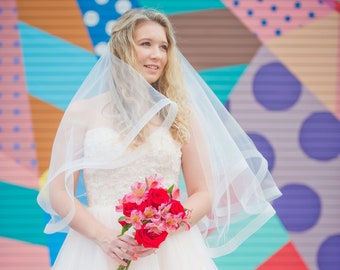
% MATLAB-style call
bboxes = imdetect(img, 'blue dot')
[0,144,2,150]
[0,42,3,47]
[247,10,253,16]
[261,19,267,26]
[13,24,18,30]
[253,62,302,111]
[12,8,17,13]
[258,0,263,2]
[13,40,20,47]
[233,1,239,6]
[30,142,36,150]
[0,8,2,14]
[13,74,20,81]
[273,184,321,232]
[275,29,281,36]
[318,0,323,4]
[299,112,340,161]
[309,12,315,18]
[15,159,21,164]
[0,126,2,132]
[295,2,301,8]
[285,15,291,22]
[271,5,277,11]
[0,25,3,31]
[13,143,20,150]
[13,57,20,64]
[0,109,2,114]
[13,126,20,132]
[13,108,20,115]
[247,133,275,172]
[317,235,340,270]
[13,92,20,98]
[0,92,2,98]
[31,159,37,167]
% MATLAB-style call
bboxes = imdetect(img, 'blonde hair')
[109,8,190,144]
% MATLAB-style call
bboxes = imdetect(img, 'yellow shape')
[39,169,49,190]
[265,12,339,113]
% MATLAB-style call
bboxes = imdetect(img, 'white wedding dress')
[52,127,218,269]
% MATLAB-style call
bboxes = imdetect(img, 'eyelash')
[140,42,168,51]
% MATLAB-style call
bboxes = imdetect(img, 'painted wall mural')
[0,0,339,269]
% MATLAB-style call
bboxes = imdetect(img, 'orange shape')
[257,242,309,270]
[17,0,93,52]
[29,95,63,176]
[265,12,339,114]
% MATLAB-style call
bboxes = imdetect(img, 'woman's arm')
[181,119,213,226]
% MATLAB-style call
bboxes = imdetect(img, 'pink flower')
[126,210,144,229]
[145,174,164,189]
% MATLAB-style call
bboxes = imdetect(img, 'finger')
[110,247,137,263]
[118,234,139,246]
[136,248,156,257]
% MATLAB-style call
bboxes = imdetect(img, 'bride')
[37,8,281,269]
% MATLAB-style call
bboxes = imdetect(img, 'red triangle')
[257,242,309,270]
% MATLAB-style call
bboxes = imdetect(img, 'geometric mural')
[1,0,339,269]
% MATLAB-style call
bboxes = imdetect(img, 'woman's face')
[133,21,168,84]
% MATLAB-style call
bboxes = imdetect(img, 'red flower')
[118,219,127,227]
[169,200,185,216]
[135,224,168,248]
[147,188,170,208]
[122,202,138,217]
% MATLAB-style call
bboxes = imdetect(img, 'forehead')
[134,21,168,42]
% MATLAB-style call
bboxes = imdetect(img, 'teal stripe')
[213,215,289,269]
[199,64,248,105]
[0,181,47,246]
[18,21,97,111]
[139,0,226,15]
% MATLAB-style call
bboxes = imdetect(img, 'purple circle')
[317,235,340,270]
[299,112,340,161]
[253,62,302,111]
[247,132,275,172]
[273,184,321,232]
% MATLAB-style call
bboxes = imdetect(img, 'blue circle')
[31,142,36,150]
[295,2,301,8]
[271,5,277,11]
[273,184,321,232]
[299,112,340,161]
[13,40,20,47]
[261,19,267,26]
[13,126,20,132]
[317,235,340,270]
[31,159,37,167]
[0,92,2,98]
[13,74,20,81]
[13,143,20,150]
[309,12,315,18]
[0,126,2,132]
[13,92,20,98]
[247,10,253,16]
[0,58,2,64]
[13,108,20,115]
[13,57,20,64]
[247,132,275,172]
[0,143,2,150]
[0,25,3,31]
[275,29,281,36]
[253,62,302,111]
[285,15,291,22]
[233,1,239,6]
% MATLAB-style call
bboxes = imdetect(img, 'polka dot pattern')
[77,0,140,56]
[222,0,333,41]
[0,0,38,184]
[317,235,340,270]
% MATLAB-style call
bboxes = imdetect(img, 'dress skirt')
[52,205,218,270]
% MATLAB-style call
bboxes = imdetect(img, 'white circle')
[94,42,108,56]
[115,0,132,15]
[105,20,117,36]
[83,10,99,27]
[95,0,109,4]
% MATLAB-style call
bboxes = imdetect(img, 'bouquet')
[115,174,191,270]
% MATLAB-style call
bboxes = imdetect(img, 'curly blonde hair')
[109,8,190,144]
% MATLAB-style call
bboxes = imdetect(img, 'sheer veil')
[37,44,281,258]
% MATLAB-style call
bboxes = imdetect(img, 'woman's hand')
[95,228,155,266]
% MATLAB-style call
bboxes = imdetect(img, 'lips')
[144,65,159,70]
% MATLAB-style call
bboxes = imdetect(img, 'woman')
[38,8,281,269]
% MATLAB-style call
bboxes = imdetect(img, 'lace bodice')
[83,128,182,206]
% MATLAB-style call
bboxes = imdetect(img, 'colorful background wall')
[0,0,339,269]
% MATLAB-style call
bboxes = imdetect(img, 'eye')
[141,41,151,46]
[160,44,168,51]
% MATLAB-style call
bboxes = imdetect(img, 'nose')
[150,46,162,59]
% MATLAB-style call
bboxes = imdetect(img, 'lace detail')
[83,128,182,206]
